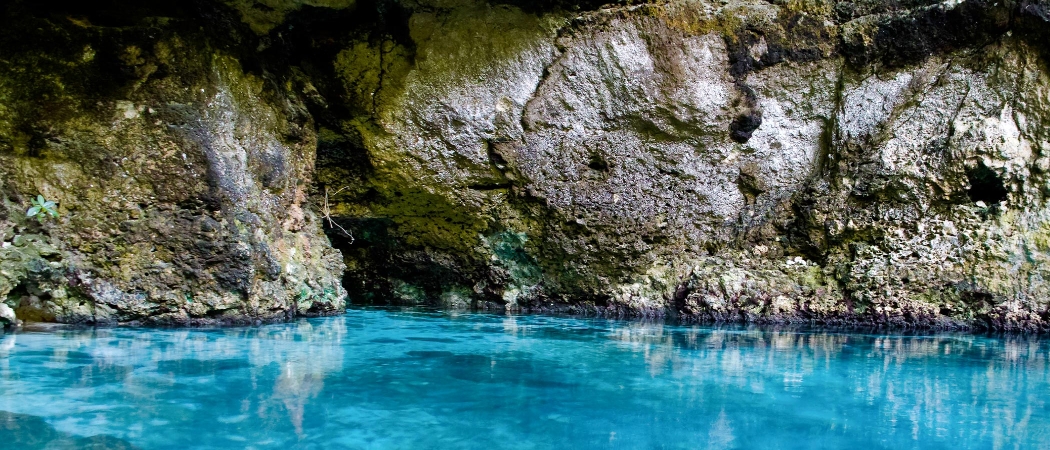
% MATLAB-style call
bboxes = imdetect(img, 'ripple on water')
[0,410,139,450]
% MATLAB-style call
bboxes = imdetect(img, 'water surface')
[1,309,1048,449]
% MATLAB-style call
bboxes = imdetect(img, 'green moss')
[1029,220,1050,251]
[334,40,413,115]
[645,2,745,39]
[220,0,358,34]
[404,6,560,89]
[392,280,427,304]
[780,0,835,18]
[370,184,488,252]
[439,287,473,309]
[490,231,540,282]
[798,264,826,290]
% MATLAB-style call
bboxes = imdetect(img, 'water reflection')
[0,319,350,448]
[247,320,346,439]
[0,410,138,449]
[0,311,1046,449]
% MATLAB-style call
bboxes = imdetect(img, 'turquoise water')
[1,309,1048,449]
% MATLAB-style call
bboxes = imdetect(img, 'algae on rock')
[2,0,1050,330]
[0,1,345,325]
[306,0,1050,331]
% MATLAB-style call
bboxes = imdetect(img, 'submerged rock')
[0,0,1048,330]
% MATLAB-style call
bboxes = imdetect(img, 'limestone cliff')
[0,1,346,325]
[1,0,1049,330]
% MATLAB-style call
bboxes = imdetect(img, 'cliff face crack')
[818,61,846,181]
[943,68,973,152]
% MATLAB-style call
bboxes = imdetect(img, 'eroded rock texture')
[1,0,1049,330]
[0,1,345,325]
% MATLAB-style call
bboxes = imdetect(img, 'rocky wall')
[2,0,1049,330]
[0,0,345,326]
[309,0,1050,331]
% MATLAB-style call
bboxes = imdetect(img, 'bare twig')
[320,186,354,244]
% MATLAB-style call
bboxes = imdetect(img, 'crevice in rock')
[586,153,610,172]
[261,0,417,127]
[493,0,630,14]
[470,138,516,191]
[468,182,514,191]
[9,281,55,323]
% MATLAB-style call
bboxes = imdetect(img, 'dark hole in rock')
[960,289,995,305]
[730,112,763,143]
[587,154,609,172]
[966,163,1008,204]
[325,217,459,307]
[736,165,766,204]
[11,279,64,323]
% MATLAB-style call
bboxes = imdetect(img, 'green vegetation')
[25,195,58,223]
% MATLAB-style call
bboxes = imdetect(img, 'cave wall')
[1,0,1049,330]
[0,0,345,325]
[312,0,1050,331]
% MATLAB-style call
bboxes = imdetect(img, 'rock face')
[1,0,1049,330]
[0,1,346,325]
[0,303,15,328]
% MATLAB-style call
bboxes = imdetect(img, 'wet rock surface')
[1,0,1049,330]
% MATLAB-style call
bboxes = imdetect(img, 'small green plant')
[26,195,59,223]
